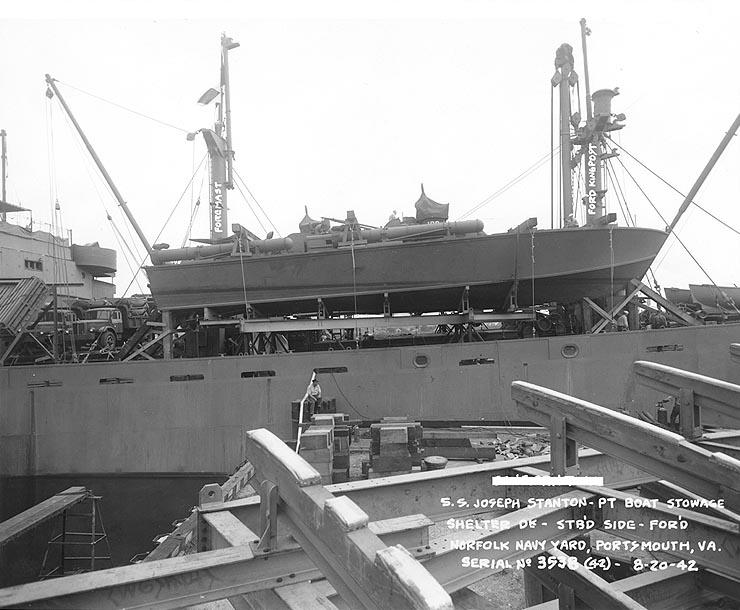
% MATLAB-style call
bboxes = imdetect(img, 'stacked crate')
[311,413,352,484]
[330,413,351,483]
[368,418,423,478]
[298,424,334,485]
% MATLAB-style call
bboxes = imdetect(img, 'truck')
[72,297,158,350]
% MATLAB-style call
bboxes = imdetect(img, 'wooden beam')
[122,329,177,361]
[525,567,720,610]
[629,280,700,326]
[203,511,258,550]
[245,428,453,610]
[0,486,87,546]
[633,360,740,429]
[583,297,616,328]
[526,548,647,609]
[511,381,740,512]
[591,287,642,334]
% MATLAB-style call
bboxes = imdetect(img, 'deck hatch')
[241,370,276,378]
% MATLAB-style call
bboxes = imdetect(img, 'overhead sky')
[1,0,739,298]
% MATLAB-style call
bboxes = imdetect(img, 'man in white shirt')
[306,377,322,418]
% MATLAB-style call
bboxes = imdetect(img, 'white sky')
[1,0,739,297]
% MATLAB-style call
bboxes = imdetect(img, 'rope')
[329,371,372,419]
[608,137,740,238]
[56,80,190,134]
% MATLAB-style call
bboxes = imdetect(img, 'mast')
[579,18,593,122]
[552,44,576,224]
[1,129,6,222]
[554,21,625,228]
[201,35,239,243]
[222,34,238,189]
[44,75,153,256]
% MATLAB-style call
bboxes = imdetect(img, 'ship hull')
[2,322,739,476]
[146,226,668,314]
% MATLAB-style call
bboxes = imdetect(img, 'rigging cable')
[233,168,281,237]
[604,162,632,227]
[45,99,73,358]
[231,173,269,235]
[574,163,583,226]
[604,159,635,226]
[550,85,554,229]
[607,137,740,238]
[350,228,359,339]
[530,230,536,328]
[614,155,723,290]
[121,154,208,297]
[55,99,145,293]
[604,159,659,291]
[56,80,191,134]
[457,148,559,221]
[181,167,207,247]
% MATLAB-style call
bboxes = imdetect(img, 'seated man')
[305,377,322,419]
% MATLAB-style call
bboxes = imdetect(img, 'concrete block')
[300,429,331,450]
[333,454,350,469]
[381,426,408,445]
[307,461,333,476]
[332,468,350,483]
[299,447,333,461]
[312,414,336,427]
[312,425,334,445]
[380,442,410,457]
[371,455,412,472]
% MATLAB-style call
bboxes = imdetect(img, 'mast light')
[197,88,219,105]
[223,37,240,51]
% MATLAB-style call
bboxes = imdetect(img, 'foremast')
[197,34,240,243]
